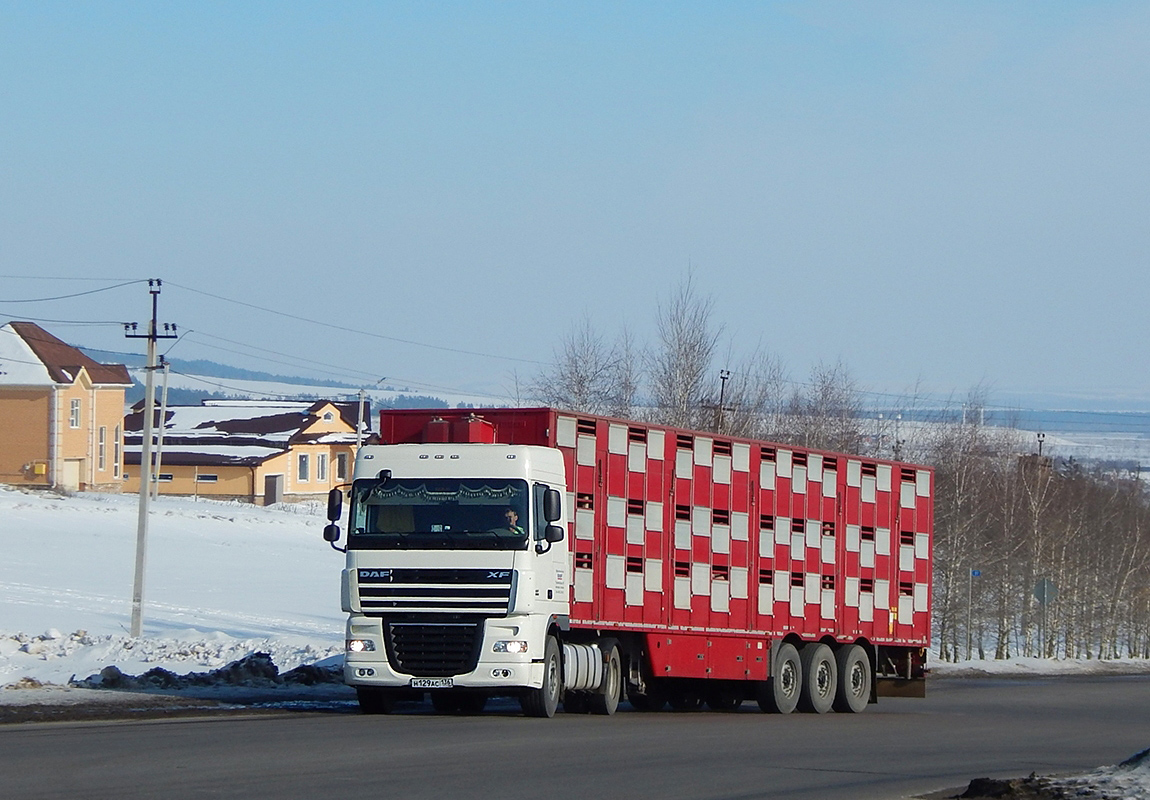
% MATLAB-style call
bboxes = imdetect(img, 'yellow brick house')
[0,321,133,491]
[122,399,367,503]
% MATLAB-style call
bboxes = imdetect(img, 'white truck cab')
[326,443,571,714]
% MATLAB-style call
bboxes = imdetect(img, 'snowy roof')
[123,398,364,466]
[0,322,131,387]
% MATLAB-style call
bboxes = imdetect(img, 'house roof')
[0,322,132,387]
[123,398,365,467]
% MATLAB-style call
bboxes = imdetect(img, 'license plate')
[410,677,454,689]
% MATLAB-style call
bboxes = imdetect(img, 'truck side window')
[533,483,551,541]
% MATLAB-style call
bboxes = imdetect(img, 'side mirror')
[543,488,562,523]
[327,488,343,522]
[545,524,564,543]
[323,523,341,542]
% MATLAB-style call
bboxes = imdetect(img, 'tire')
[757,642,800,714]
[627,682,667,712]
[356,687,395,715]
[798,643,837,714]
[589,641,622,716]
[520,635,561,718]
[833,644,871,713]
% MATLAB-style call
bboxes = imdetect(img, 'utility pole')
[124,280,177,638]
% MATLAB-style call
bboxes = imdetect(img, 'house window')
[196,474,218,483]
[157,474,173,482]
[298,453,310,482]
[336,452,349,481]
[113,425,121,478]
[323,411,334,422]
[98,427,107,471]
[69,399,81,429]
[317,453,328,483]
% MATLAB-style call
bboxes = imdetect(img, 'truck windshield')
[347,477,530,550]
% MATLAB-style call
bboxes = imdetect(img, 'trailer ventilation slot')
[860,526,876,541]
[823,457,838,471]
[714,440,733,456]
[821,575,835,590]
[628,427,647,443]
[900,468,916,482]
[575,552,593,569]
[627,498,644,516]
[791,573,805,588]
[576,492,594,510]
[900,529,915,545]
[821,521,836,537]
[626,557,644,574]
[793,452,808,467]
[791,518,805,534]
[577,419,597,435]
[759,515,775,531]
[712,565,730,581]
[760,446,777,462]
[758,569,773,585]
[861,462,878,477]
[860,578,875,593]
[675,504,691,521]
[899,582,914,596]
[674,561,691,577]
[385,621,483,677]
[676,434,694,450]
[713,509,731,525]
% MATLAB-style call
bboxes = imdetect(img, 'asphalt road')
[1,676,1147,800]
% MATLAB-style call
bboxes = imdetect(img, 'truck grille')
[357,568,513,616]
[385,621,483,677]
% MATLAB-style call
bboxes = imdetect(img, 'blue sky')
[2,2,1147,405]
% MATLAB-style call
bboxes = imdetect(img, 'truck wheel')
[798,643,837,714]
[756,642,800,714]
[589,641,622,716]
[520,636,561,718]
[833,644,871,713]
[356,687,395,715]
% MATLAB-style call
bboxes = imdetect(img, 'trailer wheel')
[627,681,667,711]
[356,687,395,715]
[668,691,704,711]
[757,642,800,714]
[798,643,837,714]
[833,645,871,713]
[589,641,622,716]
[521,635,561,718]
[705,688,743,712]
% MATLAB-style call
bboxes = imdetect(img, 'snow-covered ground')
[2,485,1148,797]
[0,485,346,689]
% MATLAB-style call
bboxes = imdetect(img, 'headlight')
[493,640,529,654]
[347,639,376,652]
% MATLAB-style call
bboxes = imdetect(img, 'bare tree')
[648,275,722,429]
[785,360,864,453]
[530,317,643,417]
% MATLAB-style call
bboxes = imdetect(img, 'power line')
[0,279,145,303]
[165,281,547,366]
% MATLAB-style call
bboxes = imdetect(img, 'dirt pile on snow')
[953,748,1150,799]
[71,652,343,691]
